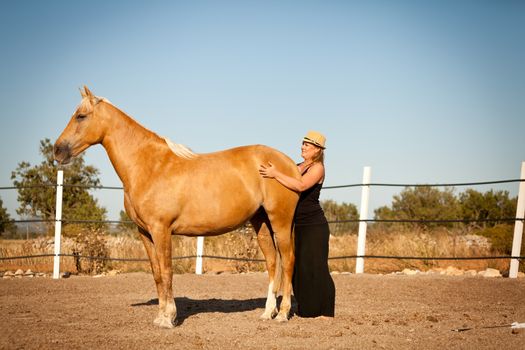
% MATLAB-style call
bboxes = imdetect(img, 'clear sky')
[0,0,524,220]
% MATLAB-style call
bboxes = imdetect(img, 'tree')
[321,200,359,235]
[11,138,107,236]
[459,189,516,229]
[374,186,460,229]
[0,196,15,235]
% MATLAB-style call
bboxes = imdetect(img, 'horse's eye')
[76,114,87,121]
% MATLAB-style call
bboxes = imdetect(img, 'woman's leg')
[293,223,334,317]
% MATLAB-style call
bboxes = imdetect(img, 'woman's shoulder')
[311,161,325,171]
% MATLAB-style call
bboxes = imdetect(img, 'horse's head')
[54,86,108,165]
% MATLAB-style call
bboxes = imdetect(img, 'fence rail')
[1,163,524,277]
[2,178,524,191]
[323,178,525,189]
[1,253,523,263]
[3,217,524,225]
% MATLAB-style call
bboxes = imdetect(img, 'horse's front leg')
[149,225,176,328]
[138,227,170,327]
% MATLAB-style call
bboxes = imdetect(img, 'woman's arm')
[259,161,324,192]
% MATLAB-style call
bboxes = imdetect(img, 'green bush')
[476,224,524,255]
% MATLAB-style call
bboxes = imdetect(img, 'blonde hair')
[312,147,325,164]
[163,137,197,159]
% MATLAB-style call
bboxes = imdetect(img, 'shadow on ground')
[132,296,277,325]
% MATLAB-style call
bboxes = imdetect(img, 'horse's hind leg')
[266,214,295,322]
[251,211,278,320]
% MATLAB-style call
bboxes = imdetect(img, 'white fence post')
[509,161,525,278]
[53,170,64,279]
[195,236,204,275]
[356,166,371,274]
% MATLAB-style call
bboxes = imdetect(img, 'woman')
[259,131,335,318]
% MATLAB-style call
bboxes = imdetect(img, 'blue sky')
[0,0,524,220]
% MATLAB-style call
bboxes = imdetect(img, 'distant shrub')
[475,224,522,255]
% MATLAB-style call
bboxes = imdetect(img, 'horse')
[54,86,300,328]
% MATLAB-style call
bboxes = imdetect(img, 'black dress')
[292,169,336,317]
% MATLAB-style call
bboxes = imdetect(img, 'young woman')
[259,131,335,318]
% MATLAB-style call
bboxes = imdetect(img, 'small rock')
[24,269,35,276]
[465,270,478,277]
[480,268,501,278]
[444,266,464,276]
[61,271,71,279]
[427,316,439,323]
[15,269,24,278]
[3,271,15,278]
[402,268,419,276]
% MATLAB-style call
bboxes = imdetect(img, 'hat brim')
[303,137,326,149]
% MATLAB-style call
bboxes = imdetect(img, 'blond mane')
[163,137,197,159]
[79,95,197,160]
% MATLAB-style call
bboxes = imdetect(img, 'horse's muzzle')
[53,142,72,165]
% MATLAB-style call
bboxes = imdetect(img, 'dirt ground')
[1,272,524,350]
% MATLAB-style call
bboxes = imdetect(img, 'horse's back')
[180,144,299,186]
[213,144,300,199]
[218,144,301,219]
[166,144,299,235]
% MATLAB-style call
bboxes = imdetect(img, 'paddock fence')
[1,162,524,278]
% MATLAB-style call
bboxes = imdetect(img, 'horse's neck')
[100,104,162,188]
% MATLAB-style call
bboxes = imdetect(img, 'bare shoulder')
[311,162,325,183]
[311,162,325,172]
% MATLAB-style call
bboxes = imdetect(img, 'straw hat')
[303,130,326,149]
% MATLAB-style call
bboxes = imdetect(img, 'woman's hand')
[259,162,277,178]
[259,160,324,192]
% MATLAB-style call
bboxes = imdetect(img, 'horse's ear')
[79,85,94,99]
[83,85,94,97]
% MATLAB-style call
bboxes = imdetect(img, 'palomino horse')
[54,86,300,328]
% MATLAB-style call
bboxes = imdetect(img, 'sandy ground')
[1,272,525,350]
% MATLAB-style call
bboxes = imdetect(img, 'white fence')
[50,162,525,279]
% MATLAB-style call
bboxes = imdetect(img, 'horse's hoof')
[275,313,289,323]
[259,309,277,320]
[259,313,271,320]
[154,316,175,329]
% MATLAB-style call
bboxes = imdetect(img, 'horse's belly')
[171,202,257,236]
[171,216,249,236]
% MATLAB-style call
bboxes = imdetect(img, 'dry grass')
[328,227,508,274]
[0,226,513,275]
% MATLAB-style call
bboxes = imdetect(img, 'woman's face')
[301,141,320,161]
